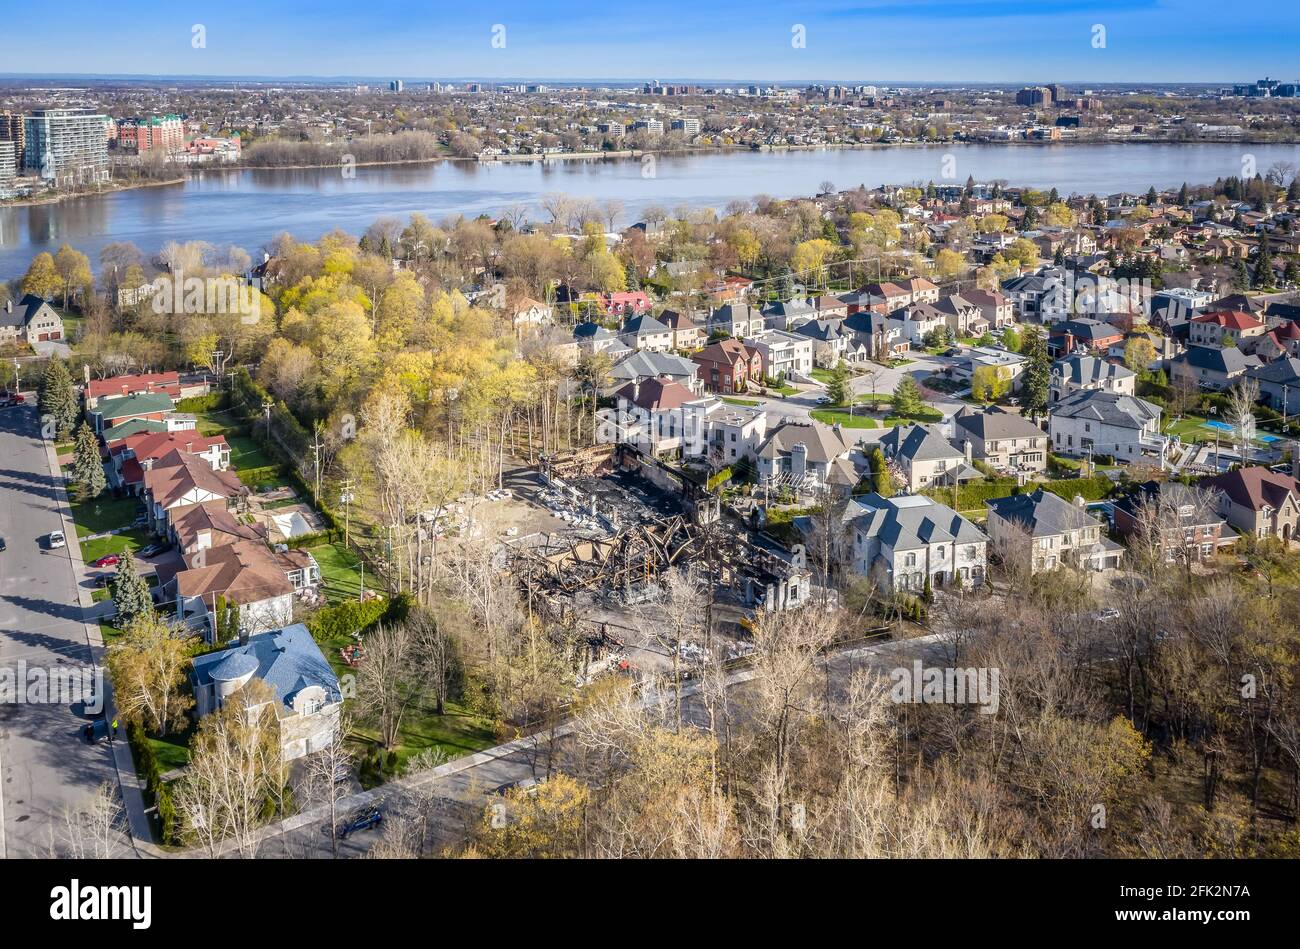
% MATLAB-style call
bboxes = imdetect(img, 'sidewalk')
[43,425,160,858]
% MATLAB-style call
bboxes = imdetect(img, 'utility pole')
[310,424,325,503]
[261,399,273,440]
[340,479,355,547]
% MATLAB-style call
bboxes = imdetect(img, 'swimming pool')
[1201,419,1280,443]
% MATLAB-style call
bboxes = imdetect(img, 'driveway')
[0,403,119,858]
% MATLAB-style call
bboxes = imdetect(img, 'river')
[2,142,1298,279]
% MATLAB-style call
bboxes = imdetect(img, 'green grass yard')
[309,542,364,602]
[811,408,878,429]
[722,396,761,407]
[67,495,139,537]
[79,528,149,564]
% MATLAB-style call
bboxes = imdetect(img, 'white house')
[849,493,988,593]
[1049,389,1163,462]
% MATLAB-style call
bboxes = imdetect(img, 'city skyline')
[3,0,1298,84]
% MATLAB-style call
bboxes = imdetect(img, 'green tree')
[826,361,851,406]
[1253,242,1273,289]
[1020,326,1051,420]
[109,550,153,624]
[891,375,925,418]
[72,422,106,500]
[40,358,79,439]
[869,445,894,497]
[1002,326,1022,353]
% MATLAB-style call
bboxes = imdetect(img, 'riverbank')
[1,175,186,209]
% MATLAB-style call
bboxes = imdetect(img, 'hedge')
[925,474,1116,511]
[128,723,179,845]
[175,392,229,413]
[306,598,388,642]
[237,464,288,486]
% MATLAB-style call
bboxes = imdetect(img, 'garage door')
[37,333,49,341]
[51,332,61,340]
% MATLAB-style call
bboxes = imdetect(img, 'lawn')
[722,396,762,407]
[350,701,498,783]
[809,368,836,384]
[79,527,149,564]
[225,433,274,471]
[309,542,363,602]
[761,382,799,397]
[67,495,139,537]
[147,729,192,773]
[811,408,877,429]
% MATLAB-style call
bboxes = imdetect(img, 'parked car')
[0,391,24,407]
[47,530,66,549]
[82,719,109,743]
[0,537,6,552]
[336,807,383,839]
[137,543,168,558]
[91,554,121,568]
[492,777,541,796]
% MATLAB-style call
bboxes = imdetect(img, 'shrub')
[306,598,389,642]
[175,392,229,413]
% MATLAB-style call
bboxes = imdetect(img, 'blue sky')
[4,1,1297,83]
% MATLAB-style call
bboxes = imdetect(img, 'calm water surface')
[3,142,1298,279]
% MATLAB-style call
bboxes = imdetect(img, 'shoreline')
[1,175,186,209]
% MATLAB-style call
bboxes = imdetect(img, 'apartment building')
[23,108,111,185]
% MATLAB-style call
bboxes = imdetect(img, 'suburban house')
[842,309,909,358]
[167,540,320,640]
[1170,345,1256,392]
[620,313,674,352]
[747,330,815,382]
[878,422,977,491]
[762,298,817,330]
[985,488,1123,573]
[951,406,1048,475]
[932,294,987,337]
[0,295,64,345]
[1188,310,1265,348]
[106,429,231,494]
[191,623,342,760]
[858,281,914,311]
[84,371,182,410]
[169,500,268,555]
[1246,358,1300,412]
[573,322,629,356]
[1047,318,1125,358]
[960,288,1016,329]
[683,402,768,467]
[898,277,941,305]
[1049,390,1163,462]
[1251,320,1300,362]
[141,449,246,535]
[755,419,857,491]
[88,391,177,435]
[792,318,852,368]
[600,291,653,317]
[609,350,701,393]
[658,309,706,350]
[706,303,765,339]
[894,302,950,346]
[950,347,1026,390]
[692,338,764,394]
[1050,354,1136,403]
[510,296,554,331]
[608,376,704,455]
[101,414,195,443]
[1202,466,1300,543]
[848,493,987,593]
[1112,481,1237,562]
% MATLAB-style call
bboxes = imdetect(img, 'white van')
[48,530,66,549]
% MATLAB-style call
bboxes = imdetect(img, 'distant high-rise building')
[0,141,17,187]
[671,117,701,135]
[0,111,24,163]
[23,108,111,185]
[1015,86,1053,107]
[389,79,404,92]
[116,114,184,154]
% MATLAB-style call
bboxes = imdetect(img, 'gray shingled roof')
[880,422,965,464]
[192,622,342,710]
[985,487,1097,538]
[1050,389,1161,429]
[953,406,1044,441]
[850,493,987,552]
[1053,354,1136,386]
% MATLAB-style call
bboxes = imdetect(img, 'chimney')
[963,439,973,463]
[1073,494,1086,509]
[3,300,10,314]
[791,442,808,477]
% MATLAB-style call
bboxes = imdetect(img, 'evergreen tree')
[1289,177,1300,202]
[1285,256,1300,286]
[826,361,851,406]
[71,422,105,500]
[869,445,894,497]
[1020,327,1051,420]
[1233,259,1251,293]
[891,375,925,418]
[1178,182,1190,205]
[109,551,153,624]
[40,358,78,439]
[1253,242,1273,289]
[1145,186,1159,206]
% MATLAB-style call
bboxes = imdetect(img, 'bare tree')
[1228,376,1260,463]
[302,710,357,858]
[58,783,125,859]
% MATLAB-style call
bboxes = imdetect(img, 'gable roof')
[170,500,267,550]
[174,539,295,604]
[1191,309,1263,331]
[986,487,1097,538]
[622,313,670,337]
[953,406,1045,441]
[1050,389,1161,429]
[850,492,986,552]
[614,375,698,411]
[1203,466,1300,513]
[1053,353,1136,386]
[0,294,57,330]
[144,450,245,509]
[1175,345,1254,374]
[94,391,176,422]
[610,350,698,382]
[108,429,227,464]
[880,422,965,464]
[86,372,181,403]
[757,419,849,464]
[693,338,756,367]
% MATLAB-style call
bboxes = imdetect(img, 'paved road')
[0,403,118,858]
[255,630,955,859]
[742,352,967,446]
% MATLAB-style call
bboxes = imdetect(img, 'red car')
[91,554,121,568]
[0,392,24,407]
